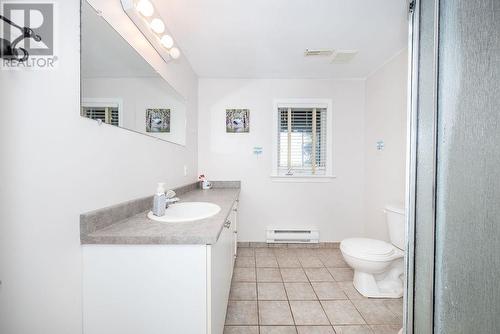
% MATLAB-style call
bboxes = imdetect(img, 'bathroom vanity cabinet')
[82,198,239,334]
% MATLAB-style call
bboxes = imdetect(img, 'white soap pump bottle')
[152,182,166,217]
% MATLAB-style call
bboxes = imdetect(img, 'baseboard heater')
[266,228,319,244]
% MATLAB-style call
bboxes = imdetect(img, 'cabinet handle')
[224,220,231,228]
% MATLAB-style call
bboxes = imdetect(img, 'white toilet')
[340,205,405,298]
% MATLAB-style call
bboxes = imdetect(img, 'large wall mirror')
[80,1,187,146]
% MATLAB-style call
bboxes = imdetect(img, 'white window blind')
[81,106,120,126]
[277,107,327,176]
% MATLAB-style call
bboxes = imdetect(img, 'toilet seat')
[341,238,402,261]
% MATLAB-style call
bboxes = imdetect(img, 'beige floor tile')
[258,301,294,325]
[333,325,373,334]
[351,300,401,325]
[233,267,257,282]
[230,282,257,300]
[277,256,302,268]
[256,256,279,268]
[235,256,256,268]
[258,282,288,300]
[318,253,349,268]
[289,301,330,325]
[274,248,298,257]
[260,326,298,334]
[224,326,259,334]
[296,326,336,334]
[304,268,334,282]
[281,268,309,282]
[284,282,318,300]
[327,268,354,281]
[257,268,283,282]
[294,248,317,257]
[255,248,275,256]
[324,258,349,268]
[311,282,348,300]
[237,248,255,257]
[298,256,325,268]
[370,325,402,334]
[318,248,342,256]
[337,282,365,300]
[321,300,366,325]
[382,299,403,317]
[227,247,401,333]
[225,301,258,325]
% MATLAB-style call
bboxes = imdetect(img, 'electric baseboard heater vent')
[266,228,319,244]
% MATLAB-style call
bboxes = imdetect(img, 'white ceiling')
[154,0,408,79]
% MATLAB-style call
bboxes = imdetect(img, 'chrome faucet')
[165,189,179,208]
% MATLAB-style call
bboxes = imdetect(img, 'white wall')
[364,49,408,240]
[198,79,366,242]
[82,77,187,145]
[0,1,198,334]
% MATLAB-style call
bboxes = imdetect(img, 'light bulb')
[150,18,165,34]
[136,0,154,17]
[169,47,180,59]
[160,35,174,49]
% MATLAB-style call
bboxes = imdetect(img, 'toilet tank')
[385,205,406,250]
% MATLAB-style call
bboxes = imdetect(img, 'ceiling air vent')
[331,50,358,64]
[304,49,334,57]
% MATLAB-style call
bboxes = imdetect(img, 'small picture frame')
[146,108,170,133]
[226,109,250,133]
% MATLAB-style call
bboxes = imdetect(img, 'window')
[273,99,333,179]
[81,106,120,126]
[80,99,123,127]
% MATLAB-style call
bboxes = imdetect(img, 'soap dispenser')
[152,183,166,217]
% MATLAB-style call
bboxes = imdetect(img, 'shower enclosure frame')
[405,0,440,332]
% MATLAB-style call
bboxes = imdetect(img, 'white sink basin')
[147,202,221,223]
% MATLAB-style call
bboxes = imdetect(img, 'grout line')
[254,252,260,334]
[280,260,297,330]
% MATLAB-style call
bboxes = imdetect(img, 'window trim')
[271,98,334,181]
[81,98,124,127]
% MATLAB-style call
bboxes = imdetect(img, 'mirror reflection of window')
[81,107,119,126]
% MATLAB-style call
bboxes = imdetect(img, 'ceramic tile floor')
[225,247,403,334]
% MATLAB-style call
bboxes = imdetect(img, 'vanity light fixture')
[136,0,154,17]
[169,47,180,60]
[160,35,174,49]
[121,0,181,62]
[150,18,165,34]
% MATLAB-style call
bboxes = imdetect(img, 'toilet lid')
[341,238,395,259]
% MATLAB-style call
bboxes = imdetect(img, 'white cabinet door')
[209,218,235,334]
[83,245,208,334]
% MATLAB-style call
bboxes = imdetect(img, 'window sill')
[270,174,337,183]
